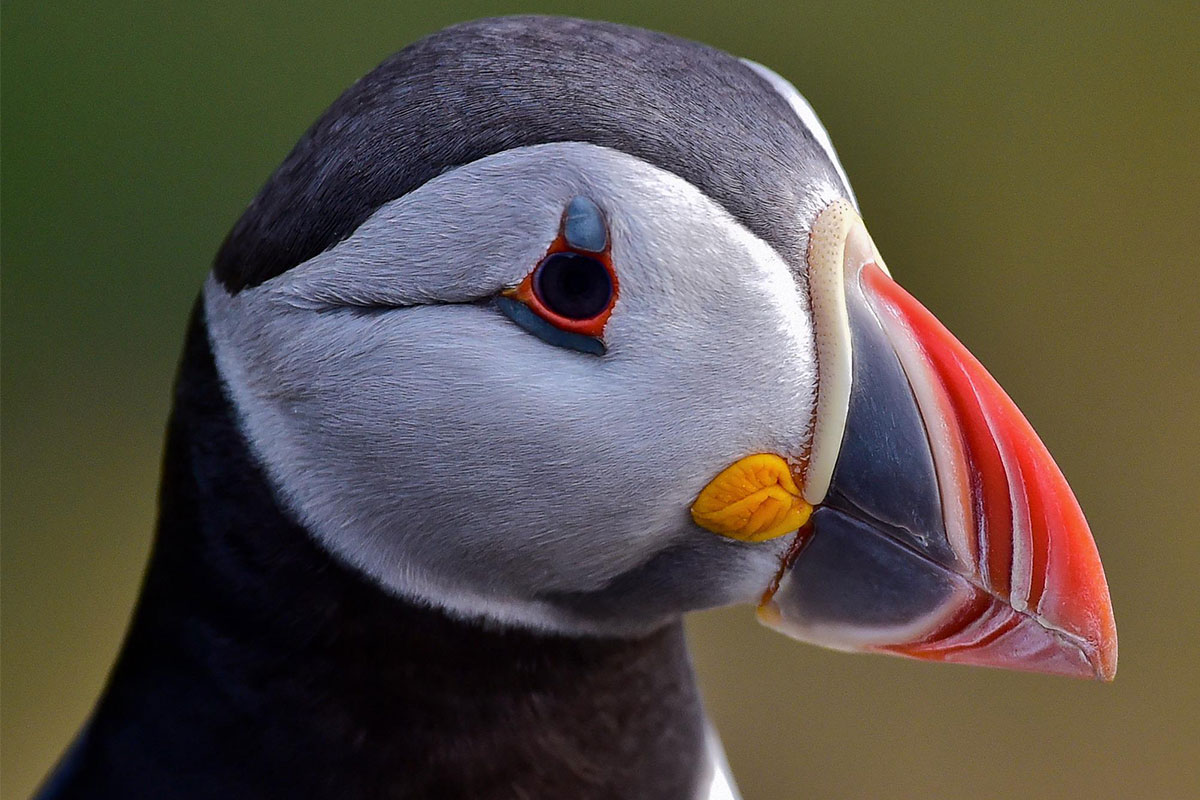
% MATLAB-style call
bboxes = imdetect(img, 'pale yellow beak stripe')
[691,454,814,542]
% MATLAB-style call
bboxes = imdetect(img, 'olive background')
[3,3,1198,798]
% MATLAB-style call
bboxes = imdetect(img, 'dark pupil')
[532,253,613,320]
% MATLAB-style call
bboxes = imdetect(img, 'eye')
[529,252,615,328]
[497,196,619,355]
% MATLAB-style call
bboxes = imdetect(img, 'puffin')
[38,16,1117,800]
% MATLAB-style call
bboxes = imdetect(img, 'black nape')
[39,301,708,800]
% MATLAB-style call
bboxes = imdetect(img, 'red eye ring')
[507,236,619,338]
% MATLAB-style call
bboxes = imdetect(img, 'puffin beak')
[695,200,1117,680]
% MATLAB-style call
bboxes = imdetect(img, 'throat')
[73,307,708,799]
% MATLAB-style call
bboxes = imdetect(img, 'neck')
[55,306,708,799]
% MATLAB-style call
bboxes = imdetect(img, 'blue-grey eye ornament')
[563,195,608,252]
[498,196,617,355]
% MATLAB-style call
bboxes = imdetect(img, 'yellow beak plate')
[690,454,813,542]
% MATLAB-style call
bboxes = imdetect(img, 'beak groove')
[757,200,1117,680]
[860,261,1117,679]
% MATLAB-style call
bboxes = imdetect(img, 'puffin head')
[204,17,1115,679]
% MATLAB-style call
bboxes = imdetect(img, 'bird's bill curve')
[693,200,1117,680]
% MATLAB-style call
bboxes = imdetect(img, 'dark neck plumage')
[47,305,707,800]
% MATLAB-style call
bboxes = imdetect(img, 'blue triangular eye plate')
[495,296,606,356]
[563,195,608,253]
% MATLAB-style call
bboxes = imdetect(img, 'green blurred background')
[3,2,1198,798]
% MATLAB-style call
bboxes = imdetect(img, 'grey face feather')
[206,143,837,635]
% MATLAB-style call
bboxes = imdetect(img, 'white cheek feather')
[205,142,820,637]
